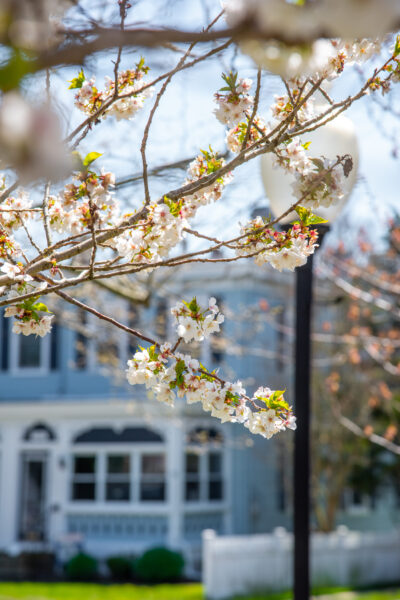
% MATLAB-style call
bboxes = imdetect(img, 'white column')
[167,418,184,549]
[47,422,70,543]
[0,422,21,548]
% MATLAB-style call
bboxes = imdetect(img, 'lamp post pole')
[293,225,328,600]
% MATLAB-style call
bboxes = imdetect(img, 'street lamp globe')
[260,111,359,224]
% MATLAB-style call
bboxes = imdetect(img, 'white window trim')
[69,444,167,506]
[9,329,50,376]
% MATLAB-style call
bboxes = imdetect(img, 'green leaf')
[68,69,86,90]
[266,390,289,411]
[188,297,200,315]
[164,196,183,217]
[310,157,324,171]
[294,206,309,223]
[136,56,149,73]
[83,151,102,167]
[225,390,241,407]
[32,302,51,313]
[302,141,312,150]
[294,206,328,226]
[307,213,328,225]
[395,35,400,56]
[147,344,159,362]
[174,359,187,386]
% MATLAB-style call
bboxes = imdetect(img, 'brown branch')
[53,288,158,346]
[241,67,262,151]
[333,403,400,456]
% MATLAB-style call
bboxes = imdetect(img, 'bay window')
[71,447,166,503]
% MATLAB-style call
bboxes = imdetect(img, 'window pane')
[185,481,200,501]
[72,482,95,500]
[141,454,165,474]
[107,455,130,474]
[74,456,96,474]
[106,482,130,501]
[141,482,165,501]
[19,335,41,368]
[209,480,223,500]
[209,452,222,474]
[186,453,199,474]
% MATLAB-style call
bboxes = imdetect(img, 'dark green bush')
[106,556,135,580]
[135,547,184,582]
[65,552,98,580]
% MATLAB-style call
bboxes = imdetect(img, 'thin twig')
[241,67,261,151]
[53,288,158,346]
[42,181,52,246]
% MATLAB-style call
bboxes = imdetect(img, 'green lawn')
[0,583,398,600]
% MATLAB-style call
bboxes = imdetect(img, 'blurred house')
[0,262,398,570]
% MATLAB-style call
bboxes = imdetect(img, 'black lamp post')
[293,225,329,600]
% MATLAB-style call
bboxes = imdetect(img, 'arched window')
[185,427,224,503]
[73,427,163,444]
[23,423,56,442]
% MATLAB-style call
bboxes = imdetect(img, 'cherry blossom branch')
[332,402,400,456]
[66,38,232,145]
[323,263,400,319]
[325,255,400,296]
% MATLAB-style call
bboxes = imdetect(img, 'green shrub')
[65,553,98,580]
[106,556,135,580]
[135,547,184,582]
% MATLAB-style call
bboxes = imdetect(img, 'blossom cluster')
[214,72,254,126]
[0,188,27,262]
[71,60,153,121]
[292,157,346,209]
[126,298,296,438]
[271,88,315,127]
[48,162,119,235]
[171,296,224,343]
[0,230,21,261]
[0,261,33,283]
[114,148,232,264]
[226,116,268,153]
[236,218,318,271]
[0,189,33,234]
[3,296,53,337]
[272,139,346,209]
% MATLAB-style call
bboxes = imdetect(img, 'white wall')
[202,527,400,599]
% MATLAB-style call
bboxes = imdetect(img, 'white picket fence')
[202,527,400,599]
